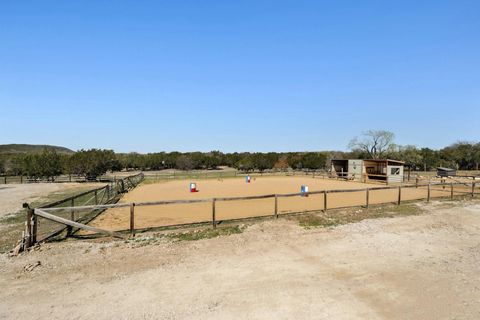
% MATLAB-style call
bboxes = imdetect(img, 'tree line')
[0,137,479,179]
[0,149,121,180]
[114,141,480,172]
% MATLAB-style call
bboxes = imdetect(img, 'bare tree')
[348,130,395,159]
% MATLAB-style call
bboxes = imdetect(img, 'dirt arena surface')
[91,176,462,231]
[1,200,480,319]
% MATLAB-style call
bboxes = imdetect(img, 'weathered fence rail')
[0,173,135,184]
[18,173,144,252]
[20,180,478,250]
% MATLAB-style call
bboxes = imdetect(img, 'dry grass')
[296,203,424,229]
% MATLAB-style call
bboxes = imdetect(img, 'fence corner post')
[32,210,37,245]
[25,207,33,249]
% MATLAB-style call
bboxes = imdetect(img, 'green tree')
[175,155,195,170]
[300,152,327,170]
[39,148,62,179]
[235,155,255,172]
[69,149,118,178]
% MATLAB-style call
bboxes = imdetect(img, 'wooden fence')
[18,173,144,252]
[21,180,478,249]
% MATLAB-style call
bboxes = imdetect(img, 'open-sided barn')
[331,159,405,184]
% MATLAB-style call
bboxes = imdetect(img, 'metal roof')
[362,159,405,164]
[332,159,405,164]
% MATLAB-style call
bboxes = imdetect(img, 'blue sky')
[1,1,479,153]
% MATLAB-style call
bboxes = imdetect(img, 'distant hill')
[0,144,74,154]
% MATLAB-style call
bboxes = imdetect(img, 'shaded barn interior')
[363,159,404,183]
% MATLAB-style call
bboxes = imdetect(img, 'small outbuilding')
[437,167,456,177]
[331,159,405,184]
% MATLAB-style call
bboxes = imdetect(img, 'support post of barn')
[427,183,431,202]
[451,183,454,200]
[274,195,278,218]
[130,203,135,237]
[366,188,370,209]
[212,198,216,229]
[323,191,328,212]
[397,186,401,205]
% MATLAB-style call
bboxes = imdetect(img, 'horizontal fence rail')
[22,180,478,246]
[18,173,144,252]
[4,169,479,185]
[0,173,140,184]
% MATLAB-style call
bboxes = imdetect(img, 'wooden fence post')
[415,177,418,188]
[323,191,328,212]
[366,188,370,209]
[274,195,278,218]
[26,208,33,248]
[427,183,431,202]
[130,203,135,237]
[451,183,454,200]
[67,198,74,236]
[32,212,37,244]
[212,198,216,229]
[472,183,476,198]
[94,190,98,205]
[397,186,401,205]
[20,176,23,183]
[4,176,6,184]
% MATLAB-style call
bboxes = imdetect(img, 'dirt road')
[0,183,100,218]
[1,200,480,319]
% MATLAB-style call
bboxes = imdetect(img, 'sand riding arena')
[25,174,477,242]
